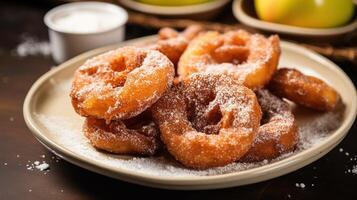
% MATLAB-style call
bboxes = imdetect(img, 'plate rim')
[23,35,357,189]
[232,0,357,36]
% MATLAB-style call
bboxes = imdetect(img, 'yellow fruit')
[254,0,355,28]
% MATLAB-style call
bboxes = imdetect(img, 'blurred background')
[1,0,356,199]
[2,0,356,64]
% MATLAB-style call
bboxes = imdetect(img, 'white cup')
[44,2,128,64]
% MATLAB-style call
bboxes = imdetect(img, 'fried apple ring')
[70,46,174,121]
[177,30,281,89]
[83,111,161,156]
[242,89,298,162]
[268,68,340,111]
[149,25,203,65]
[152,73,262,169]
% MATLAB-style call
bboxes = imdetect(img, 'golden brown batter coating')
[70,46,174,121]
[152,73,262,169]
[83,111,161,156]
[177,30,280,89]
[149,25,203,66]
[269,68,340,111]
[242,89,298,162]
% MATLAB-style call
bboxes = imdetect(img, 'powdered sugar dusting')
[296,103,344,150]
[179,30,279,88]
[71,46,174,120]
[13,35,51,57]
[26,160,50,171]
[34,77,344,177]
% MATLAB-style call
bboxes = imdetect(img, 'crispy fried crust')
[242,89,298,162]
[149,25,203,66]
[70,46,174,121]
[177,30,281,89]
[152,73,262,169]
[269,68,340,111]
[83,111,161,156]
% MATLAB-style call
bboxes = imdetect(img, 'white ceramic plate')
[23,36,357,190]
[232,0,357,37]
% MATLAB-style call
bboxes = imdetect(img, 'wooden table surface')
[1,0,356,199]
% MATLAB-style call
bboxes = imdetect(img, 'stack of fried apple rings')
[70,26,341,169]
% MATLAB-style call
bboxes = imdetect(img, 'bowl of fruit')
[232,0,357,42]
[119,0,230,19]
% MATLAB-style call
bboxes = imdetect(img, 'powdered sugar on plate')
[26,160,50,171]
[33,78,344,177]
[294,103,344,150]
[13,34,51,57]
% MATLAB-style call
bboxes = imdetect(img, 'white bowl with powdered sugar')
[23,36,357,190]
[44,2,128,64]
